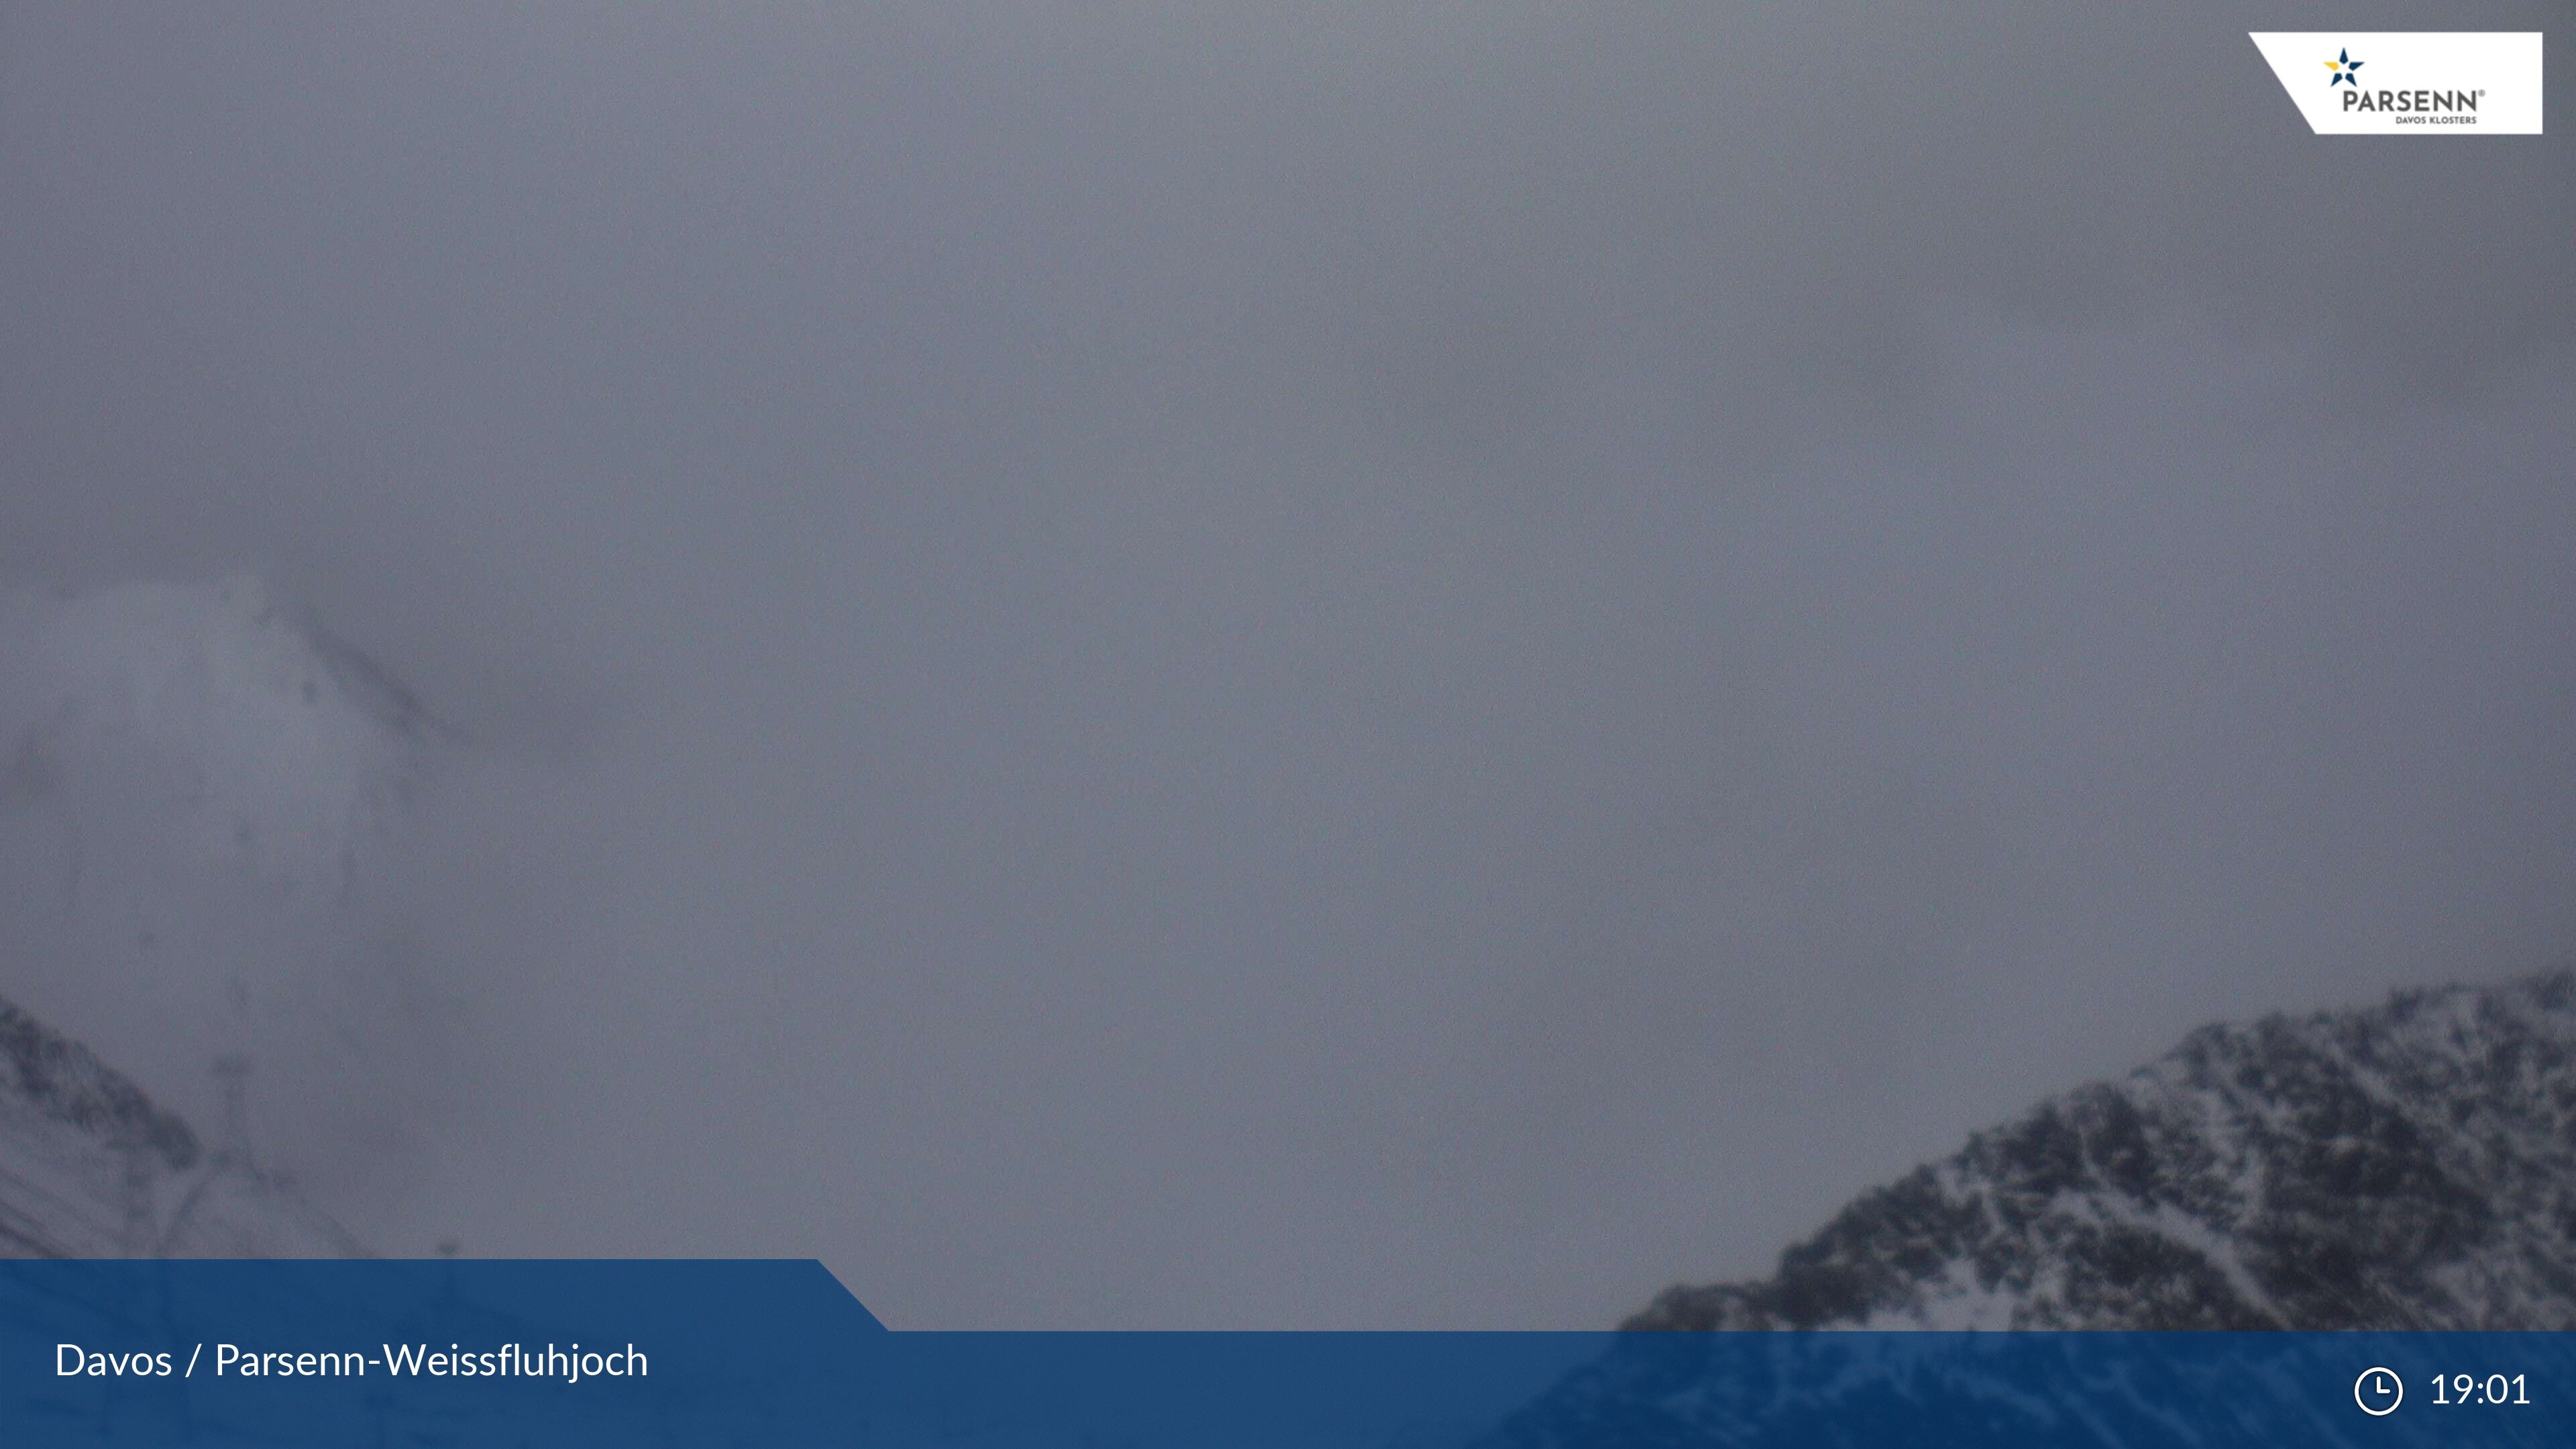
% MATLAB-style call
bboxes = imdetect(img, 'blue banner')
[4,1261,2571,1445]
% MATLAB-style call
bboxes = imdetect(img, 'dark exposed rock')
[0,996,197,1170]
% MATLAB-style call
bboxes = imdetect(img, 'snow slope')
[0,993,362,1258]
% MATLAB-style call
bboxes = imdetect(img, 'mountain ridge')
[1627,970,2576,1332]
[0,996,198,1171]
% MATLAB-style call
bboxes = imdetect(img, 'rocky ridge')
[1628,972,2576,1332]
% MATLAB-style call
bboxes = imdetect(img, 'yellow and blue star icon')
[2324,48,2364,86]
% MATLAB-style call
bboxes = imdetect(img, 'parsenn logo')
[2326,42,2480,117]
[2249,33,2542,134]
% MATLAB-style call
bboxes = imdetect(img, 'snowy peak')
[0,572,445,1138]
[1629,972,2576,1331]
[0,572,434,890]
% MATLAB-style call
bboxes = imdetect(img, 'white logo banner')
[2249,32,2542,134]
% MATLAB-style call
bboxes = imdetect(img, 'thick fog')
[2,4,2571,1327]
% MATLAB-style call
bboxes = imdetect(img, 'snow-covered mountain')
[1629,971,2576,1332]
[0,573,441,1134]
[0,572,435,889]
[0,991,363,1258]
[1473,975,2576,1447]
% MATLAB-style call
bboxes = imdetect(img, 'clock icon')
[2356,1366,2404,1416]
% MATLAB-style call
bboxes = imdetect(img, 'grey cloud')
[0,4,2569,1327]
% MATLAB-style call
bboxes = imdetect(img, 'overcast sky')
[2,4,2571,1328]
